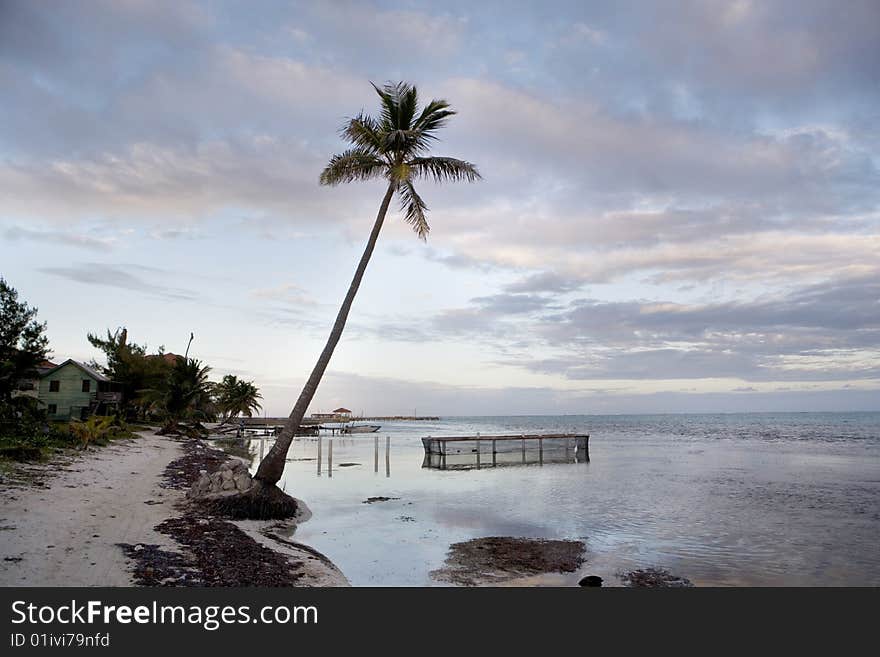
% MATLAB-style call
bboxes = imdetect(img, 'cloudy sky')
[2,0,879,415]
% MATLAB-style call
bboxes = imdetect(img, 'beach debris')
[620,568,693,588]
[118,516,306,586]
[160,439,227,490]
[579,575,603,587]
[432,536,586,586]
[162,438,297,520]
[396,516,416,522]
[362,496,400,504]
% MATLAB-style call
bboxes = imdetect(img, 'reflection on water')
[312,436,392,478]
[251,413,880,586]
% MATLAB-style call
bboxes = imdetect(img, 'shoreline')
[0,430,347,587]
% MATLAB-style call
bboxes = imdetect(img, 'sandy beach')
[0,431,347,587]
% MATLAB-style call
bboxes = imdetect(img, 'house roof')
[145,353,182,364]
[40,358,110,382]
[333,407,352,413]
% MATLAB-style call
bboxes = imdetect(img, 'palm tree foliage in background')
[215,374,263,425]
[141,357,216,433]
[253,81,480,487]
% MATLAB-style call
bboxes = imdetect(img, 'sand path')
[0,432,183,586]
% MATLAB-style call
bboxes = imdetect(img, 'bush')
[69,416,113,449]
[0,444,44,461]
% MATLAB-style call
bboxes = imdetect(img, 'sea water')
[247,413,880,586]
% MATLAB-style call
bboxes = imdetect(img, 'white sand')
[0,430,348,587]
[0,431,183,586]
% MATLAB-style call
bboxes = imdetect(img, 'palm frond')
[322,82,480,240]
[408,156,481,183]
[397,84,419,130]
[341,114,384,154]
[398,179,430,239]
[413,99,450,126]
[413,99,455,138]
[371,81,400,130]
[382,129,429,155]
[320,149,387,186]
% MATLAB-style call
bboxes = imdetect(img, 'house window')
[82,380,91,392]
[47,404,57,415]
[49,380,60,392]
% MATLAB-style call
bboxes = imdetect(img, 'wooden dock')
[421,433,589,470]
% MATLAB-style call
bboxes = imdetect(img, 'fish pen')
[421,434,589,471]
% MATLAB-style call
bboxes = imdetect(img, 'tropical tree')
[252,81,479,491]
[142,357,215,433]
[88,328,172,419]
[215,374,263,425]
[0,278,50,435]
[0,277,49,405]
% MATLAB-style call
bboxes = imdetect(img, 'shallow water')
[245,413,880,586]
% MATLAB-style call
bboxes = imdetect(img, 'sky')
[1,0,879,416]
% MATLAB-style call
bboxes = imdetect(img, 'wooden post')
[385,435,390,478]
[539,437,543,466]
[492,439,497,467]
[374,435,379,473]
[317,436,322,475]
[521,435,526,463]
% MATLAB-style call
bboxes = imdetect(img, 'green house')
[38,359,123,421]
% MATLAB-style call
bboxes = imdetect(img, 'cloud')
[252,283,318,307]
[504,272,584,294]
[3,226,116,250]
[38,263,199,301]
[1,0,879,411]
[418,271,880,383]
[471,293,555,315]
[260,369,880,416]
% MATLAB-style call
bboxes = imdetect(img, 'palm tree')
[215,374,263,425]
[143,357,215,433]
[252,81,480,489]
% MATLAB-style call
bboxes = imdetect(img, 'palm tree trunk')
[254,181,396,486]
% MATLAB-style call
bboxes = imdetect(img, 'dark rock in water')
[620,567,693,588]
[432,536,586,586]
[579,575,603,587]
[362,496,400,504]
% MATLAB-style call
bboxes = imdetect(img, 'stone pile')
[187,460,253,499]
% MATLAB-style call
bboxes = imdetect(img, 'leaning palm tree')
[251,81,479,495]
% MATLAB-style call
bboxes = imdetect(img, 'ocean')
[241,412,880,586]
